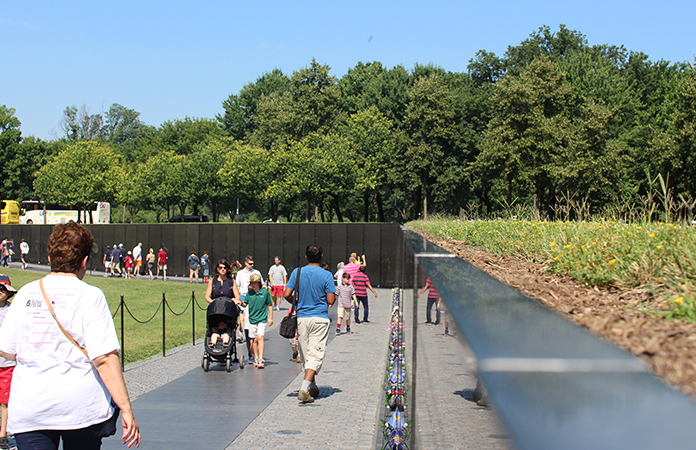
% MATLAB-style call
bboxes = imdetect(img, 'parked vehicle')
[19,201,111,224]
[168,215,210,223]
[0,200,20,224]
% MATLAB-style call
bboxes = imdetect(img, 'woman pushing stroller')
[202,259,244,372]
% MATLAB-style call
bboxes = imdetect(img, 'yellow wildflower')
[649,234,655,238]
[609,259,617,265]
[550,242,556,247]
[675,297,684,304]
[657,245,663,249]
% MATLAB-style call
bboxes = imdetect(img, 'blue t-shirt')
[286,265,336,320]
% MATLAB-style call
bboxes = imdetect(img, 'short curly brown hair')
[47,222,94,274]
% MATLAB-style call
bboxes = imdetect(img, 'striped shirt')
[352,272,370,297]
[335,283,355,308]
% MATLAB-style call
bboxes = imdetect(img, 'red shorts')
[0,366,15,404]
[271,285,285,297]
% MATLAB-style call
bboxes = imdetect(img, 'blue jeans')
[15,421,106,450]
[354,296,369,322]
[426,297,440,324]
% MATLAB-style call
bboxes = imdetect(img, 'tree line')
[1,25,694,223]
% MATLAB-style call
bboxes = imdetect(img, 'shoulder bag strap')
[291,266,301,315]
[39,278,89,359]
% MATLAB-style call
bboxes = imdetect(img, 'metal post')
[120,294,125,370]
[192,290,196,346]
[162,292,166,357]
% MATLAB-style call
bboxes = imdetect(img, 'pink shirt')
[343,262,362,282]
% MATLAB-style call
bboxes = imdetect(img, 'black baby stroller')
[202,297,244,372]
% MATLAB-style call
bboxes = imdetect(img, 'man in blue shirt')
[284,244,336,403]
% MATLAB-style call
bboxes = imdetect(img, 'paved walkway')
[95,287,512,449]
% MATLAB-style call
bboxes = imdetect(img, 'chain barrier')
[122,299,163,324]
[165,296,192,316]
[193,293,209,311]
[111,302,122,319]
[112,290,207,363]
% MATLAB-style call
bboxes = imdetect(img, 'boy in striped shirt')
[352,266,378,324]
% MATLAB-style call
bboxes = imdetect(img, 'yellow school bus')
[0,200,20,224]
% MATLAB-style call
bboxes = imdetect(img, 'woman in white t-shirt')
[0,223,140,449]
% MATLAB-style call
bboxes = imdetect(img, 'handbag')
[279,266,301,339]
[39,278,121,437]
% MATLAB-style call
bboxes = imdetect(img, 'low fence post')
[120,294,125,370]
[192,290,196,346]
[162,292,166,357]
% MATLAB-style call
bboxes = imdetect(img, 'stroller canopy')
[207,297,239,322]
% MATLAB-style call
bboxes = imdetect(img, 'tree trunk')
[211,200,219,222]
[375,192,385,222]
[305,198,311,222]
[271,200,278,222]
[333,196,344,222]
[414,189,422,220]
[423,185,429,220]
[363,192,370,223]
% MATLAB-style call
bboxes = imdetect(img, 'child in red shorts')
[0,274,17,450]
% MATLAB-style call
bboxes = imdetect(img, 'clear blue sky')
[2,0,694,141]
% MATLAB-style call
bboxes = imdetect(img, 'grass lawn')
[3,268,211,364]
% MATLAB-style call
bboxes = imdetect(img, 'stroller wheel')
[202,355,210,372]
[239,356,245,369]
[226,358,231,372]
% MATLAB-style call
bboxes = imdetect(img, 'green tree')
[218,68,291,141]
[401,74,455,219]
[339,106,394,221]
[103,103,156,161]
[250,59,341,149]
[475,56,573,213]
[34,141,123,222]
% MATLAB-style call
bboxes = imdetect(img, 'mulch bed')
[414,230,696,398]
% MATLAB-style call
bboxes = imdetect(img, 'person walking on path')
[268,257,287,311]
[19,239,29,270]
[201,252,210,284]
[132,243,142,278]
[284,244,336,404]
[157,247,168,280]
[103,245,111,277]
[188,251,200,284]
[352,266,378,324]
[0,274,17,450]
[146,248,156,280]
[118,244,126,275]
[342,254,366,280]
[124,251,134,279]
[110,245,121,277]
[236,256,262,362]
[204,259,241,305]
[0,222,140,449]
[335,272,357,336]
[418,277,441,325]
[243,273,273,368]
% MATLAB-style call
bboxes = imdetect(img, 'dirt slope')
[415,230,696,397]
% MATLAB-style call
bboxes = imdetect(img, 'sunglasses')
[246,262,254,266]
[218,266,228,270]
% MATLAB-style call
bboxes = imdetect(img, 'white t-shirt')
[20,242,29,255]
[0,303,16,368]
[0,275,120,433]
[236,268,261,296]
[132,245,142,262]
